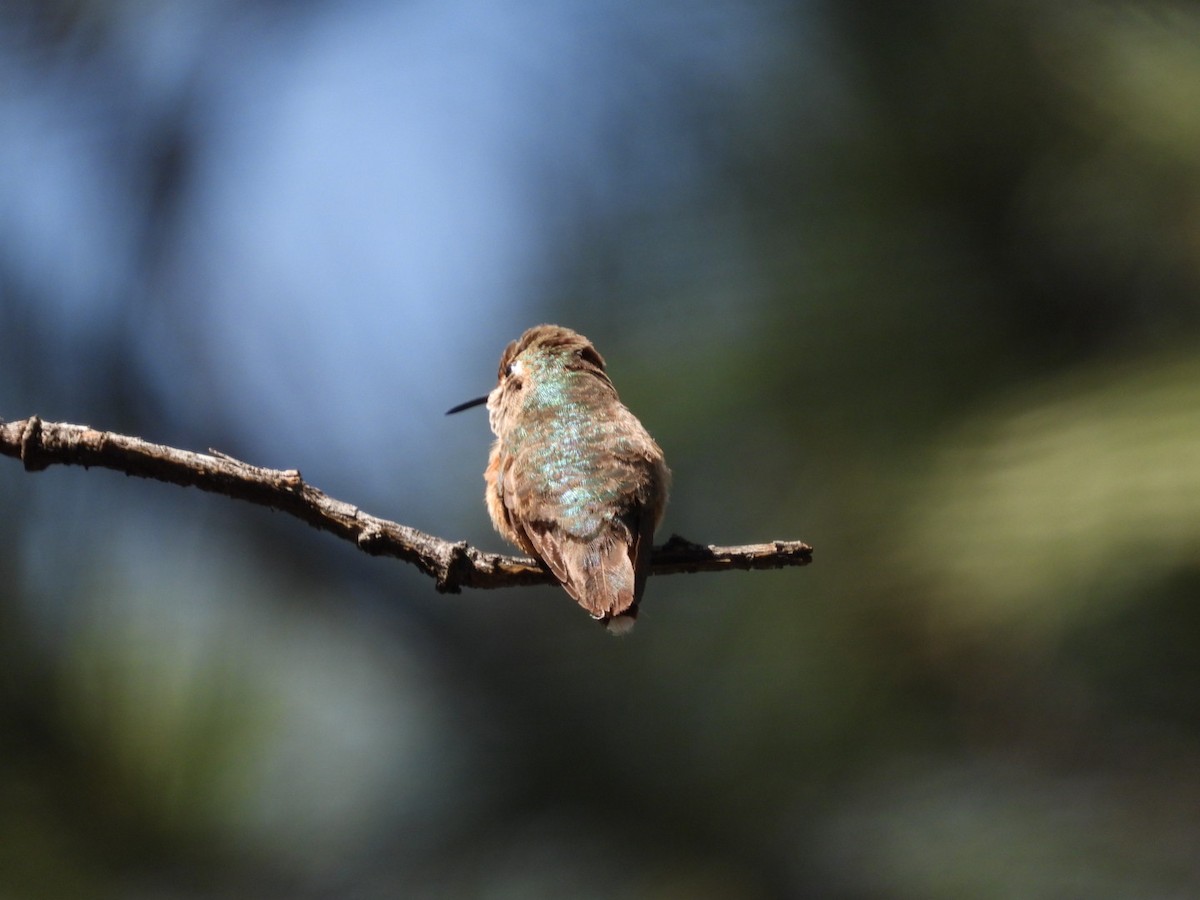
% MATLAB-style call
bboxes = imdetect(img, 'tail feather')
[518,511,652,631]
[560,533,636,620]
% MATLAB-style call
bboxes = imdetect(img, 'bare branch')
[0,417,812,592]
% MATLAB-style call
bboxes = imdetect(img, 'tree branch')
[0,416,812,592]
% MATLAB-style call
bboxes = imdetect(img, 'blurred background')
[3,0,1200,896]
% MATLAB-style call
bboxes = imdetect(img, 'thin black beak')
[445,395,489,415]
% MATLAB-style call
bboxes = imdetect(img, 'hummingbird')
[447,324,670,633]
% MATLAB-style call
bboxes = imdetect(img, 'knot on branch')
[436,541,473,594]
[19,416,49,472]
[357,523,386,553]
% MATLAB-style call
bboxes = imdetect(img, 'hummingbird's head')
[486,325,613,432]
[446,325,614,434]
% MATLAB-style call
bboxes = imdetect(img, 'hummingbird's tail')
[519,514,651,632]
[560,531,637,621]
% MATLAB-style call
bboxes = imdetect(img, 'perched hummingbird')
[447,324,670,633]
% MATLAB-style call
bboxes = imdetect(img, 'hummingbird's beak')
[445,395,489,415]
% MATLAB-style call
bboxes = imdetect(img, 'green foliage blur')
[3,1,1200,897]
